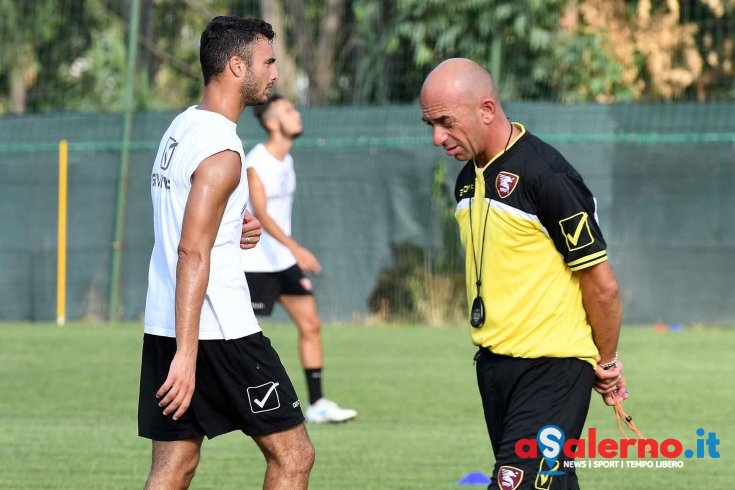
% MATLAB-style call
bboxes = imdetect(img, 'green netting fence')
[1,102,733,325]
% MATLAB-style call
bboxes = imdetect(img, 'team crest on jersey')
[497,465,523,489]
[495,171,519,198]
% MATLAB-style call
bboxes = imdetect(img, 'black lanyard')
[467,122,514,328]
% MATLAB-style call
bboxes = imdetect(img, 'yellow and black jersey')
[454,123,606,366]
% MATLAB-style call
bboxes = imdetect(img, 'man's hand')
[292,245,321,274]
[241,210,262,250]
[594,360,630,406]
[156,351,197,421]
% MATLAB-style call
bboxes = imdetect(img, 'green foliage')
[1,0,735,110]
[544,28,638,103]
[0,0,60,112]
[339,1,393,103]
[0,0,59,50]
[57,23,128,111]
[388,0,568,100]
[2,0,229,113]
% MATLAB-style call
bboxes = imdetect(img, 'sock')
[304,368,323,405]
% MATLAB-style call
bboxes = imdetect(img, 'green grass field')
[0,322,732,489]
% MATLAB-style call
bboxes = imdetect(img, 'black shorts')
[138,332,304,441]
[474,348,594,490]
[245,265,313,316]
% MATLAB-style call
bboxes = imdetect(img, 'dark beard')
[240,74,267,106]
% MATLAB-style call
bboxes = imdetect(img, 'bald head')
[420,58,511,165]
[421,58,497,105]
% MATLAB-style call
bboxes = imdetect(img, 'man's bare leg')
[280,295,322,369]
[254,423,314,490]
[145,437,204,490]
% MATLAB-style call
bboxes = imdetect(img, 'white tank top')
[144,106,261,340]
[241,143,298,272]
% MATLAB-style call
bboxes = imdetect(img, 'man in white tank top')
[241,94,357,424]
[139,17,313,489]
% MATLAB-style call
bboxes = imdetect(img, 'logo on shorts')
[495,171,519,198]
[300,277,313,292]
[498,465,523,489]
[247,381,281,413]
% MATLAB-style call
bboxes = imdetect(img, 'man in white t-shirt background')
[241,94,357,424]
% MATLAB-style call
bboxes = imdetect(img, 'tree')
[380,0,568,101]
[547,0,642,102]
[2,0,734,112]
[0,0,60,114]
[634,0,704,100]
[337,0,396,103]
[552,0,733,102]
[259,0,301,101]
[686,0,735,99]
[284,0,347,105]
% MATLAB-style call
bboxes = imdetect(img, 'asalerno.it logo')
[516,425,720,473]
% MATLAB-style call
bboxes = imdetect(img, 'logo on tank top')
[160,137,178,170]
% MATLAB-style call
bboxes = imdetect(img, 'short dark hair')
[252,93,285,130]
[200,16,275,85]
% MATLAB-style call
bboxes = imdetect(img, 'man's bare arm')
[576,261,628,405]
[247,167,321,273]
[156,150,241,420]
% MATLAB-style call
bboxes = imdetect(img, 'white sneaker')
[305,398,358,424]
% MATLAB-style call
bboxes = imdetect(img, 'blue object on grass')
[669,323,683,332]
[458,471,492,485]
